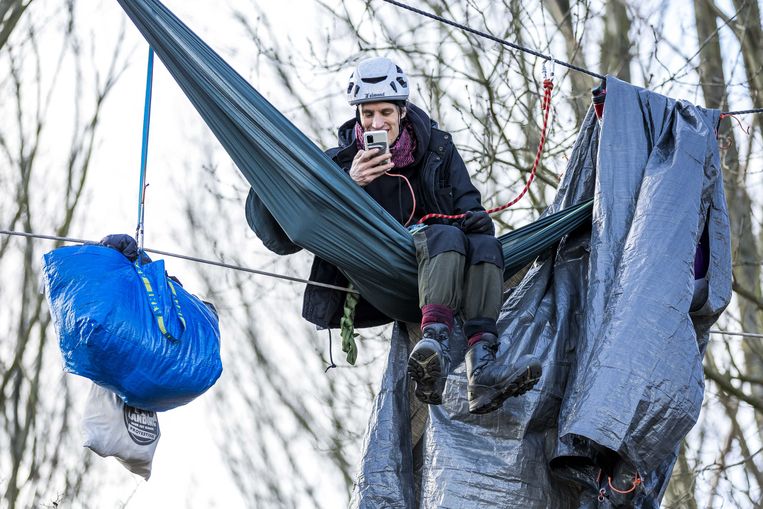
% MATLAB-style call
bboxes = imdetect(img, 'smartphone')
[363,130,390,164]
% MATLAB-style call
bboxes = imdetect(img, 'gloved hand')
[460,210,494,235]
[99,234,152,264]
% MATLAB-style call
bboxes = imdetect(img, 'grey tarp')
[351,77,731,508]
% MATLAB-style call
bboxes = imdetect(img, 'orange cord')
[417,77,554,225]
[607,473,642,495]
[386,171,416,226]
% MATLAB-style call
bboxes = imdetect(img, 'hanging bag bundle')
[43,243,222,411]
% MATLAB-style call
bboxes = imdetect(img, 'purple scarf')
[354,119,417,168]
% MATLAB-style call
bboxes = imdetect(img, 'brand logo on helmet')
[365,93,385,98]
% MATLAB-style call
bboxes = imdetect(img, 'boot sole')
[468,362,542,415]
[407,346,444,405]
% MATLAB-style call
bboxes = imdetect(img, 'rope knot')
[541,79,554,111]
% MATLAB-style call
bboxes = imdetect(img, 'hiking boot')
[407,323,451,405]
[466,333,542,414]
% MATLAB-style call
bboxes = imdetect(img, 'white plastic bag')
[82,382,161,480]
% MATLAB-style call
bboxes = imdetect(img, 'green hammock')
[501,199,592,279]
[115,0,593,323]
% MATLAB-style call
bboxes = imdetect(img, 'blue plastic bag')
[43,244,222,411]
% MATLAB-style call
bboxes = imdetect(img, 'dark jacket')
[245,103,483,328]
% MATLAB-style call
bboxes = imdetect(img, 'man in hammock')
[246,57,541,414]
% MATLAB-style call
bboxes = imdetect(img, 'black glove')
[460,210,494,235]
[99,234,152,264]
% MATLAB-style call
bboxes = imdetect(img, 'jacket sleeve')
[244,187,302,255]
[446,145,485,214]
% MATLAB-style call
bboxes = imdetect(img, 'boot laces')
[482,339,499,359]
[422,324,449,343]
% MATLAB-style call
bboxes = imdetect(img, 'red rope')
[719,112,751,136]
[418,78,554,225]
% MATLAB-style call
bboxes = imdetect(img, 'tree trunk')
[730,0,763,133]
[600,0,632,82]
[695,0,763,463]
[546,0,593,124]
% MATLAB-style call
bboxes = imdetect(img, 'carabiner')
[543,57,556,81]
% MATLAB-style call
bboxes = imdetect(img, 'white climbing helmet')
[346,57,409,106]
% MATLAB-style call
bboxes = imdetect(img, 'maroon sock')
[467,332,485,347]
[421,304,454,333]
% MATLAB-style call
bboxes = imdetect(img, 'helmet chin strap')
[387,106,406,147]
[391,123,403,147]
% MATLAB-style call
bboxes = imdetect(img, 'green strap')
[134,262,186,342]
[340,284,359,365]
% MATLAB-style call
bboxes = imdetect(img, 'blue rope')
[136,47,155,254]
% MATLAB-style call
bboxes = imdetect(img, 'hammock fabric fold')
[115,0,592,323]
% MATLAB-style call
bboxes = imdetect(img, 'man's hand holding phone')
[349,130,394,187]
